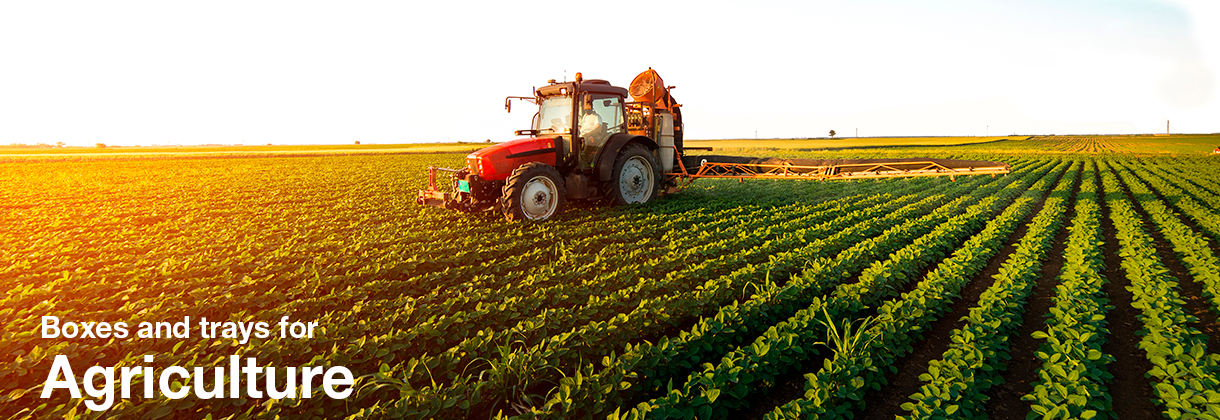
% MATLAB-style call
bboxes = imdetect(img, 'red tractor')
[419,69,685,221]
[418,69,1010,221]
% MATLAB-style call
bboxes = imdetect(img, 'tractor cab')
[521,77,631,173]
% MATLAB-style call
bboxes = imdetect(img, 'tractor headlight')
[466,154,479,175]
[478,156,494,177]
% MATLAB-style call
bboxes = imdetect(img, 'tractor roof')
[536,80,628,98]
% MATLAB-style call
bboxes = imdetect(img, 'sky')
[1,0,1217,146]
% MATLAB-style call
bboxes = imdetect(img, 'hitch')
[416,166,500,213]
[416,166,461,208]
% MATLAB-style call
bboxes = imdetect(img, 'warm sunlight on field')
[3,135,1220,419]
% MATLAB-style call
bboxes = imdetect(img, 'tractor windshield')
[536,96,572,134]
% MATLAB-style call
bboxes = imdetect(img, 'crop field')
[3,135,1220,420]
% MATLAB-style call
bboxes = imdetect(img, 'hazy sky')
[2,0,1217,146]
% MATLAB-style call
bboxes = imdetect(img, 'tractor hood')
[466,136,561,181]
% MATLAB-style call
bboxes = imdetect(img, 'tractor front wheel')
[500,162,566,222]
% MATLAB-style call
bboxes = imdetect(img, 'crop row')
[1110,161,1220,328]
[1122,161,1220,252]
[897,161,1078,419]
[617,161,1067,419]
[1020,160,1116,419]
[1099,161,1220,418]
[1160,164,1220,202]
[756,160,1070,420]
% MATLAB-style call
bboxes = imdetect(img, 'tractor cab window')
[536,96,572,134]
[579,94,623,168]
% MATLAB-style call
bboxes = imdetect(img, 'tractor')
[419,68,684,221]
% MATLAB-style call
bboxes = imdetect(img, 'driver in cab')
[580,96,607,147]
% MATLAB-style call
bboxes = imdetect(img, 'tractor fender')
[595,133,658,182]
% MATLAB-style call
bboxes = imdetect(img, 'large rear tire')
[500,162,566,222]
[604,143,660,206]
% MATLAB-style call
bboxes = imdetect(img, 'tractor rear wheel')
[500,162,566,222]
[604,143,660,206]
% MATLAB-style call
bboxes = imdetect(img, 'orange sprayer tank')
[630,68,672,109]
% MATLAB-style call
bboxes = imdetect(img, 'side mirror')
[505,98,511,113]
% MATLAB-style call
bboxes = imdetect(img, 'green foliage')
[620,161,1064,420]
[900,161,1079,420]
[1020,162,1117,420]
[6,146,1220,420]
[763,161,1072,420]
[1092,160,1220,419]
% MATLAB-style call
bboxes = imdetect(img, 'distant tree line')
[5,142,67,148]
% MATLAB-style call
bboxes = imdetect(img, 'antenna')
[563,70,567,83]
